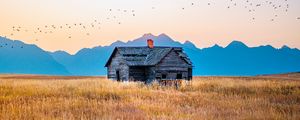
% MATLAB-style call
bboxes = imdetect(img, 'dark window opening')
[188,68,192,80]
[176,74,182,79]
[116,70,120,81]
[162,74,167,79]
[123,54,147,57]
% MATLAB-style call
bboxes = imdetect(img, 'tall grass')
[0,76,299,119]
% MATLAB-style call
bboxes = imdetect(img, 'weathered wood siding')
[155,50,192,80]
[145,67,156,83]
[107,51,129,81]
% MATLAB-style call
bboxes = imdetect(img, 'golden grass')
[0,76,299,120]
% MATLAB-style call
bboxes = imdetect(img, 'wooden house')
[105,39,193,83]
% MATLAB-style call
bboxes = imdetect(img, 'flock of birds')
[1,0,299,49]
[4,8,138,42]
[10,19,105,41]
[187,0,294,22]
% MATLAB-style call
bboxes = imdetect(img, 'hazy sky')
[1,0,300,54]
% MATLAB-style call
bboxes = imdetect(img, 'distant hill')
[0,37,70,75]
[196,41,300,75]
[49,46,114,75]
[258,72,300,80]
[1,34,300,76]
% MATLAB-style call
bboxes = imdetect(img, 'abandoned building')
[105,39,193,83]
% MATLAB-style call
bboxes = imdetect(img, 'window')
[176,74,182,79]
[162,74,167,79]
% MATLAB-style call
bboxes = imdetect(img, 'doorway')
[176,73,182,79]
[188,68,192,80]
[116,70,120,81]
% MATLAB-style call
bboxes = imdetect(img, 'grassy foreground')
[0,75,299,119]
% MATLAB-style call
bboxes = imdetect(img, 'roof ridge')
[116,46,181,48]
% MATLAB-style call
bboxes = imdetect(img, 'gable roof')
[104,46,192,67]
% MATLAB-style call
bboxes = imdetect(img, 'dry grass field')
[0,74,299,120]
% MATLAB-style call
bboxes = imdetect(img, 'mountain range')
[0,37,69,75]
[1,33,300,76]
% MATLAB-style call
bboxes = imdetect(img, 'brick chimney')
[147,39,154,48]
